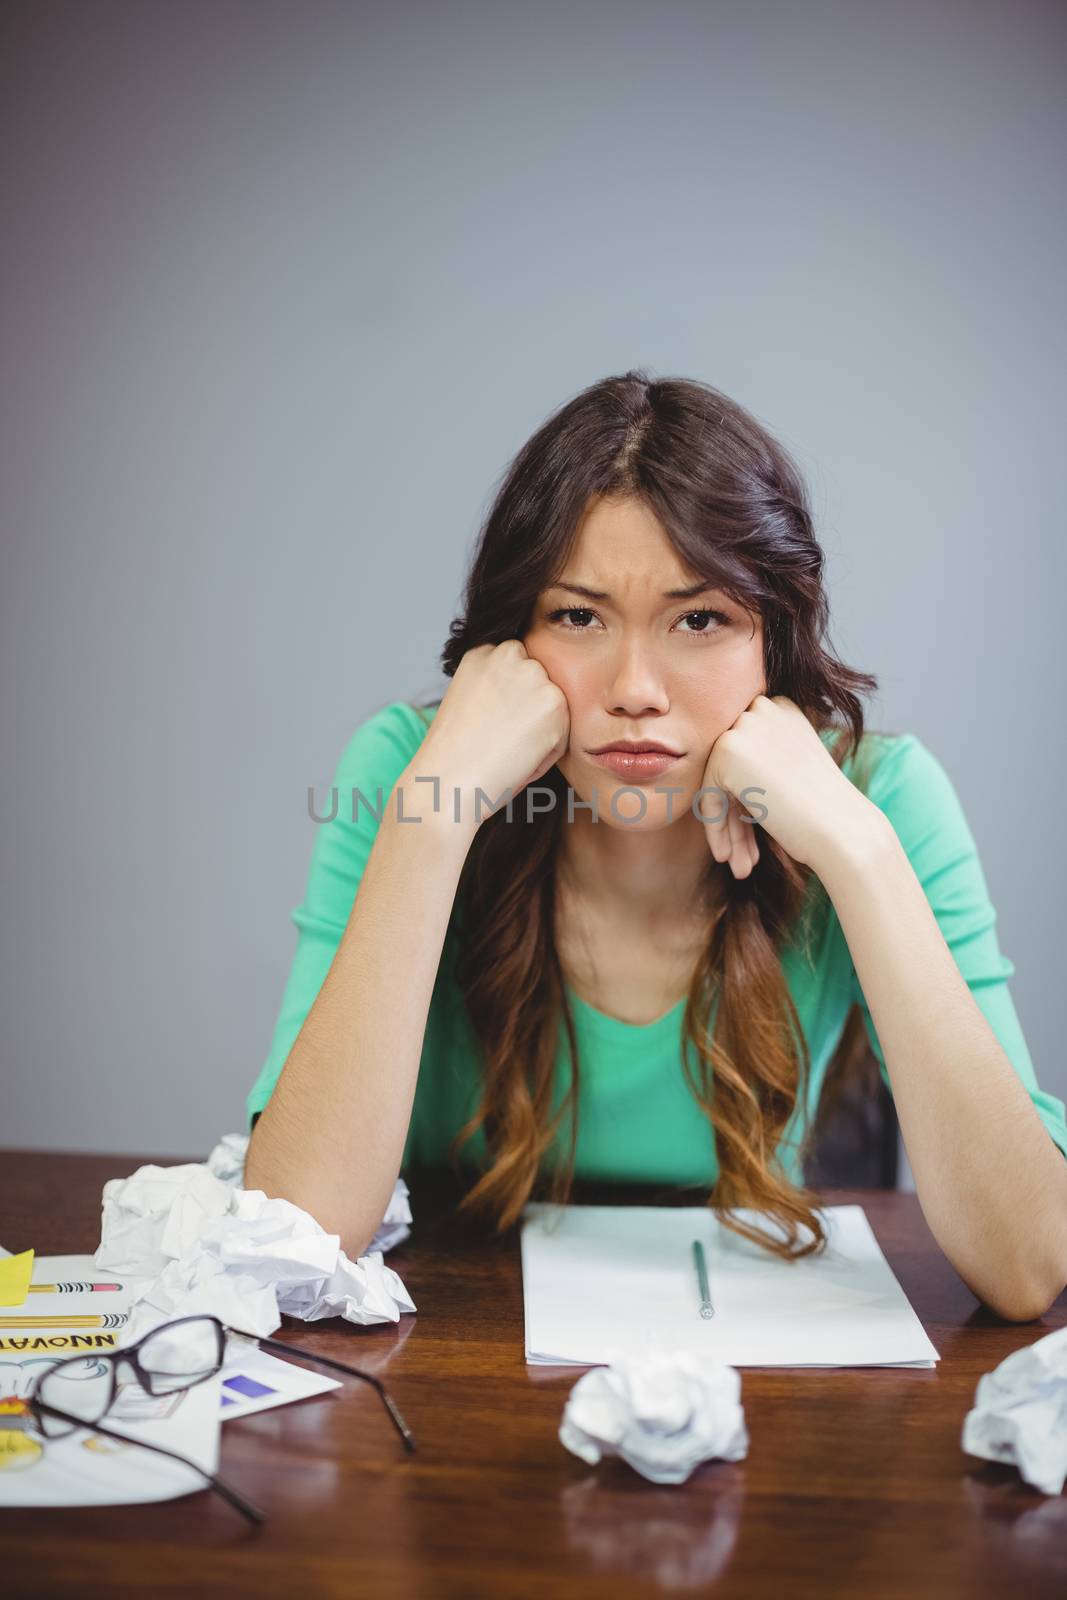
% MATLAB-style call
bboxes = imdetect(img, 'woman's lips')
[589,750,683,782]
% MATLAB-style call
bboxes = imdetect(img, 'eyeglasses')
[25,1313,417,1525]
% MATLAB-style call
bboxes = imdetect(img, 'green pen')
[692,1239,715,1319]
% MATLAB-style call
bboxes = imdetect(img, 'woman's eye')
[675,609,729,636]
[547,607,598,629]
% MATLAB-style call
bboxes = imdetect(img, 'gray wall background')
[2,0,1064,1192]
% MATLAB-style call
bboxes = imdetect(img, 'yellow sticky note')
[0,1249,35,1307]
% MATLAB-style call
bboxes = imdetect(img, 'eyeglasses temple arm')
[241,1329,417,1453]
[33,1402,266,1525]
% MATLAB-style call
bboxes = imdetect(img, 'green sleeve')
[244,700,433,1167]
[849,735,1067,1161]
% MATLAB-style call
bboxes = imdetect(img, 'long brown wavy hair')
[413,369,880,1260]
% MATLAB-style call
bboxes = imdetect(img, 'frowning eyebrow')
[545,580,721,602]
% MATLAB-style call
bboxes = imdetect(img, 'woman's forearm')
[244,766,477,1258]
[814,809,1067,1322]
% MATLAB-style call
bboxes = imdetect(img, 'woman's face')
[522,495,767,830]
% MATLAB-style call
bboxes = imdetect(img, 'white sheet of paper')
[216,1342,341,1420]
[521,1203,940,1368]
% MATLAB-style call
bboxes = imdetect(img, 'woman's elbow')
[984,1270,1067,1324]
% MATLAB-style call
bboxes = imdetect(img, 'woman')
[244,370,1067,1321]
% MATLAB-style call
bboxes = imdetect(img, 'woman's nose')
[604,640,671,714]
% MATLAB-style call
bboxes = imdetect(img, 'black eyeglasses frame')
[26,1312,417,1526]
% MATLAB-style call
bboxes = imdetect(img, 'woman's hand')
[415,641,570,819]
[699,693,879,876]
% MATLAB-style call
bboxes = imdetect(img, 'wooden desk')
[1,1150,1065,1598]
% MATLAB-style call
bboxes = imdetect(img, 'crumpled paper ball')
[95,1133,416,1342]
[961,1325,1067,1495]
[559,1346,749,1485]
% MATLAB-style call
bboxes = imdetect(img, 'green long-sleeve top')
[245,701,1067,1185]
